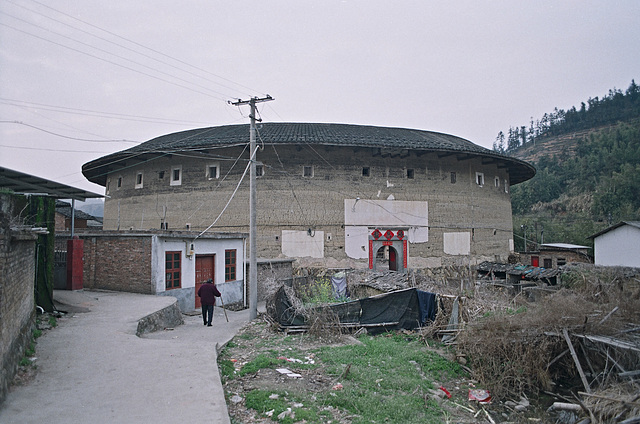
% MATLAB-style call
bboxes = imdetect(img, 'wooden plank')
[563,328,590,393]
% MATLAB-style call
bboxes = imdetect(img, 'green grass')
[224,331,465,423]
[313,333,464,423]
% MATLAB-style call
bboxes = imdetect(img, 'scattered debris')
[468,389,491,404]
[275,368,302,378]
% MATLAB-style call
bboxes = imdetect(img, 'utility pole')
[229,95,274,320]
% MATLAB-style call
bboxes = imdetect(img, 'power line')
[0,21,229,101]
[0,98,213,126]
[0,144,112,154]
[0,12,232,101]
[14,0,265,98]
[0,121,138,142]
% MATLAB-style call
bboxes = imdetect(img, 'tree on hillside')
[494,80,640,154]
[493,131,505,153]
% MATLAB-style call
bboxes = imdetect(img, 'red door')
[195,255,215,308]
[389,247,397,271]
[531,256,539,267]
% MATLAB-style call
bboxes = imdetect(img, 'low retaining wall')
[136,298,184,336]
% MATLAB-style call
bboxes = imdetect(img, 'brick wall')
[102,145,516,268]
[0,194,37,404]
[80,234,153,293]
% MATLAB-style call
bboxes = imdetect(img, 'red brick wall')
[81,235,153,294]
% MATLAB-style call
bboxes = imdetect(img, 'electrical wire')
[0,21,229,101]
[194,145,259,241]
[0,13,231,101]
[23,0,265,97]
[0,120,137,143]
[0,98,213,126]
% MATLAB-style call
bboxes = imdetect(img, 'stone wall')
[0,194,37,404]
[102,145,515,269]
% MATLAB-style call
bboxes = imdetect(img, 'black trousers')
[202,304,214,325]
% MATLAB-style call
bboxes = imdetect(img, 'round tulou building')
[83,123,535,273]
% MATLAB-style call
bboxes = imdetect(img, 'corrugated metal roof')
[0,166,103,201]
[540,243,590,250]
[82,123,536,186]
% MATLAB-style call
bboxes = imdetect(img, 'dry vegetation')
[224,264,640,423]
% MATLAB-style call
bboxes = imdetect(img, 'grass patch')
[245,389,322,423]
[314,333,464,423]
[237,354,286,377]
[48,316,58,328]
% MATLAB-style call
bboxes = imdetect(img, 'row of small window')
[474,172,510,193]
[165,249,237,290]
[109,164,507,193]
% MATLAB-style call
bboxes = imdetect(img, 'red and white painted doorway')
[368,229,407,273]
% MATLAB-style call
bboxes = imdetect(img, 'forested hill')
[493,80,640,251]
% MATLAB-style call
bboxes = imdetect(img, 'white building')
[590,221,640,268]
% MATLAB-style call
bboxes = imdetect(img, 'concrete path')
[0,290,259,424]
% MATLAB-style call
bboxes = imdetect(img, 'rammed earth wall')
[101,145,516,269]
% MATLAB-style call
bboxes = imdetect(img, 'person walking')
[197,279,221,326]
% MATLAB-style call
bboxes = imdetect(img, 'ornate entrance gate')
[369,228,407,273]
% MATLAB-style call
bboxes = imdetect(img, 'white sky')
[1,1,638,194]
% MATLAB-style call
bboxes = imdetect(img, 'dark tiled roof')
[55,201,99,221]
[82,123,535,185]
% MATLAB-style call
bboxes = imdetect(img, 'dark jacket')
[198,281,221,306]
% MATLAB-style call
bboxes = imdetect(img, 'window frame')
[256,163,264,177]
[165,251,182,290]
[135,171,143,189]
[362,167,370,177]
[303,165,314,178]
[170,165,182,186]
[450,172,457,184]
[225,249,237,282]
[494,176,500,188]
[117,176,123,189]
[475,172,485,187]
[206,163,220,180]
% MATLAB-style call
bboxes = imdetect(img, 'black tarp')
[269,286,437,334]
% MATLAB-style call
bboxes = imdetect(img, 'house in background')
[589,221,640,268]
[67,230,247,312]
[55,200,102,231]
[520,243,592,268]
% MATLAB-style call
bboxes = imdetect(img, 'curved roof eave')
[82,123,536,186]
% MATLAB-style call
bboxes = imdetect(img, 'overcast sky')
[1,1,638,194]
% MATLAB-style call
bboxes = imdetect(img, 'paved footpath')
[0,290,257,424]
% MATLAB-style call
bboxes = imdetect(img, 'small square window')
[557,258,566,266]
[303,165,314,178]
[158,171,165,179]
[135,172,143,189]
[406,169,415,179]
[362,167,370,177]
[256,164,264,177]
[450,172,456,184]
[475,172,484,186]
